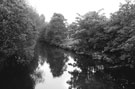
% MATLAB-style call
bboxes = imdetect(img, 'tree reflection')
[105,66,135,89]
[36,42,135,89]
[67,54,117,89]
[37,42,68,77]
[46,49,68,77]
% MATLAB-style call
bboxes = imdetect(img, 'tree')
[103,1,135,66]
[71,11,108,53]
[0,0,43,64]
[46,13,67,44]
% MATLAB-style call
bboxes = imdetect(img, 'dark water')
[0,42,135,89]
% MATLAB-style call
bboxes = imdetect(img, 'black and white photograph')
[0,0,135,89]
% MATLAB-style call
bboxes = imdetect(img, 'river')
[0,42,135,89]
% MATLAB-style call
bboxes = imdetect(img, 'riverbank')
[38,39,90,56]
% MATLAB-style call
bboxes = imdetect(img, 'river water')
[0,42,135,89]
[34,42,81,89]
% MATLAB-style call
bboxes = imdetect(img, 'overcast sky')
[27,0,126,23]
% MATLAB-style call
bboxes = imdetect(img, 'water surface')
[0,42,135,89]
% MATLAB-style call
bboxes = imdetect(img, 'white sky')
[27,0,126,23]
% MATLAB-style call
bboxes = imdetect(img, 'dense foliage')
[64,1,135,69]
[38,13,67,45]
[0,0,45,65]
[37,0,135,70]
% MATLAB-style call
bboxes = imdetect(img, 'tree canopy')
[0,0,45,64]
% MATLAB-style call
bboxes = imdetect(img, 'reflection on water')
[34,43,115,89]
[35,42,135,89]
[0,42,135,89]
[35,42,79,89]
[35,56,77,89]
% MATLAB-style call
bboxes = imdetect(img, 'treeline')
[0,0,135,69]
[39,0,135,68]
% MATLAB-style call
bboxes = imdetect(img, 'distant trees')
[39,13,67,45]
